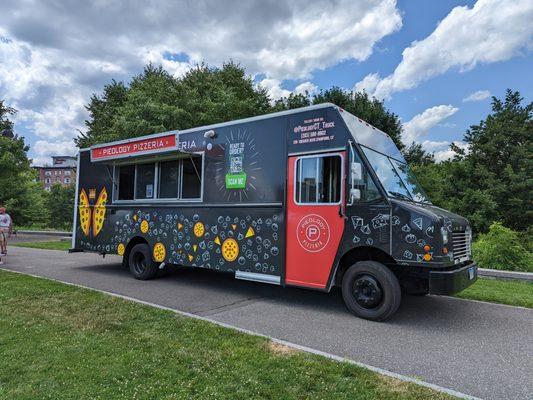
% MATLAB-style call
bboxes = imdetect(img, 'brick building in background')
[34,156,77,191]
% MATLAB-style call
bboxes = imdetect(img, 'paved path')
[2,247,532,400]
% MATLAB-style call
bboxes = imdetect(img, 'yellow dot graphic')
[221,238,239,262]
[193,222,205,237]
[117,243,125,256]
[153,242,166,262]
[140,220,149,234]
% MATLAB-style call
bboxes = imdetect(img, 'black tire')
[128,243,158,280]
[341,261,401,321]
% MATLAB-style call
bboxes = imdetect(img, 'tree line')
[0,101,74,229]
[1,62,531,240]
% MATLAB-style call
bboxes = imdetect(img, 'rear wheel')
[128,243,158,280]
[341,261,401,321]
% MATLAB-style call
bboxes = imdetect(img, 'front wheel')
[341,261,401,321]
[128,243,158,280]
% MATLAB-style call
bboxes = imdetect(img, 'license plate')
[468,267,475,280]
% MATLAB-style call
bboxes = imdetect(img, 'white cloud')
[434,141,469,162]
[248,0,402,79]
[15,91,88,139]
[259,79,292,101]
[259,79,317,102]
[420,140,450,152]
[403,108,468,163]
[0,1,402,159]
[140,48,193,78]
[294,82,318,96]
[31,140,78,166]
[354,72,380,94]
[356,0,533,99]
[463,90,491,102]
[403,105,459,144]
[411,139,469,162]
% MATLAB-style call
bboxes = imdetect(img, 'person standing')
[0,206,12,264]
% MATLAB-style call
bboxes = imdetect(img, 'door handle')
[339,204,347,219]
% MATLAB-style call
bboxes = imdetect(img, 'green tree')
[472,222,532,272]
[77,62,272,148]
[415,90,532,234]
[312,88,404,152]
[46,183,75,229]
[0,100,16,131]
[403,142,435,166]
[75,80,129,148]
[272,92,311,111]
[179,62,271,126]
[0,101,49,227]
[461,90,532,232]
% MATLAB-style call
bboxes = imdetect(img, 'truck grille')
[452,230,471,261]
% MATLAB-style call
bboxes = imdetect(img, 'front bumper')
[429,261,477,295]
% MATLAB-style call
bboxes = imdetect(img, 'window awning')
[90,132,190,163]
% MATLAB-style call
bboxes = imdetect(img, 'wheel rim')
[132,251,147,275]
[352,274,383,309]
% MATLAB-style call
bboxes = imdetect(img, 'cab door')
[285,151,346,289]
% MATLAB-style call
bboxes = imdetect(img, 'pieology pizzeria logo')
[296,214,330,252]
[91,134,176,160]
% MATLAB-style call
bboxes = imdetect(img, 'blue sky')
[0,0,531,164]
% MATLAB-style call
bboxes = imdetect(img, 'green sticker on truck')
[225,172,247,189]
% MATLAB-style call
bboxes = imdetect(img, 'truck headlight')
[465,226,472,241]
[465,226,472,256]
[441,227,449,244]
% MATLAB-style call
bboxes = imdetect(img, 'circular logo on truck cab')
[297,214,330,252]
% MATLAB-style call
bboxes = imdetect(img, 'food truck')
[72,103,477,321]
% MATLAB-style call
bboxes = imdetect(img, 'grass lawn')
[0,270,454,400]
[455,277,533,308]
[11,240,71,251]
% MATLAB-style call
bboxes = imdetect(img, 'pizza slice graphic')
[78,189,91,236]
[92,187,108,237]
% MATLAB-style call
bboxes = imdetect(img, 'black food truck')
[72,103,477,321]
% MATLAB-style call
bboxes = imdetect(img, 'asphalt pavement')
[2,245,532,400]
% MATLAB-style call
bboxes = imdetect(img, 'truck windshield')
[361,146,430,203]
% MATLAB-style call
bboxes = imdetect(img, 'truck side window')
[159,160,179,198]
[115,155,203,202]
[296,155,341,204]
[352,149,381,202]
[118,164,135,200]
[135,162,155,199]
[181,156,202,199]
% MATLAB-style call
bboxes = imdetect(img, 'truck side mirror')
[350,188,361,202]
[351,162,362,181]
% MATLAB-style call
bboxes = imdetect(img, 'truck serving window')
[158,160,179,198]
[118,164,135,200]
[135,162,156,199]
[181,156,202,199]
[115,154,203,202]
[296,155,341,204]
